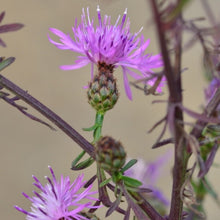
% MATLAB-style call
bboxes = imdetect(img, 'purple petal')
[48,35,70,50]
[60,59,90,70]
[122,67,132,100]
[49,27,67,38]
[129,39,150,58]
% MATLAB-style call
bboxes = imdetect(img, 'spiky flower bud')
[87,62,119,113]
[96,136,126,174]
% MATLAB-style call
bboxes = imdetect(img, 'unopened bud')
[96,136,126,174]
[87,62,119,113]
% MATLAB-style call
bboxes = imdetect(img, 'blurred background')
[0,0,220,219]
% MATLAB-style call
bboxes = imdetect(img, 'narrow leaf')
[71,157,94,170]
[100,177,112,188]
[125,186,152,193]
[84,175,97,188]
[0,38,6,47]
[83,124,97,131]
[122,176,143,188]
[106,190,122,217]
[71,150,86,168]
[198,143,218,178]
[0,23,24,33]
[121,159,137,173]
[0,11,5,23]
[0,57,15,71]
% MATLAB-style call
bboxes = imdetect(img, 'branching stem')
[0,74,95,158]
[0,74,163,219]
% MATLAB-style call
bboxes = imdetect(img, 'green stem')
[93,111,105,142]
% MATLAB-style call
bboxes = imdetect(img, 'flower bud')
[87,62,119,113]
[96,136,126,174]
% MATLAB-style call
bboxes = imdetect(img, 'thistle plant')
[48,6,164,144]
[2,1,220,220]
[48,6,164,100]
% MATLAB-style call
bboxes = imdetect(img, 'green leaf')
[83,124,97,131]
[93,126,102,142]
[206,124,220,137]
[0,57,15,71]
[121,176,142,188]
[71,157,94,170]
[100,177,112,187]
[71,150,86,167]
[121,159,137,173]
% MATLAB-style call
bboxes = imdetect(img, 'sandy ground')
[0,0,220,219]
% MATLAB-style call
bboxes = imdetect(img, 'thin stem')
[129,191,165,220]
[169,12,187,220]
[0,74,95,158]
[93,112,104,142]
[149,0,178,100]
[149,1,187,219]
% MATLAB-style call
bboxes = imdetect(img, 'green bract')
[87,62,118,113]
[96,136,126,174]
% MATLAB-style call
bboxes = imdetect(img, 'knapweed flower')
[15,166,100,220]
[48,6,164,100]
[124,151,172,207]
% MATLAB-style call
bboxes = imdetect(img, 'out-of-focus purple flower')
[125,150,172,206]
[15,166,100,220]
[0,11,24,47]
[205,77,220,104]
[48,6,164,100]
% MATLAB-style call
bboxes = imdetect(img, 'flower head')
[48,6,164,100]
[124,151,172,206]
[15,166,100,220]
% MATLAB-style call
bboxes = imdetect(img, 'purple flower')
[125,150,172,206]
[205,77,220,104]
[15,166,100,220]
[48,6,164,100]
